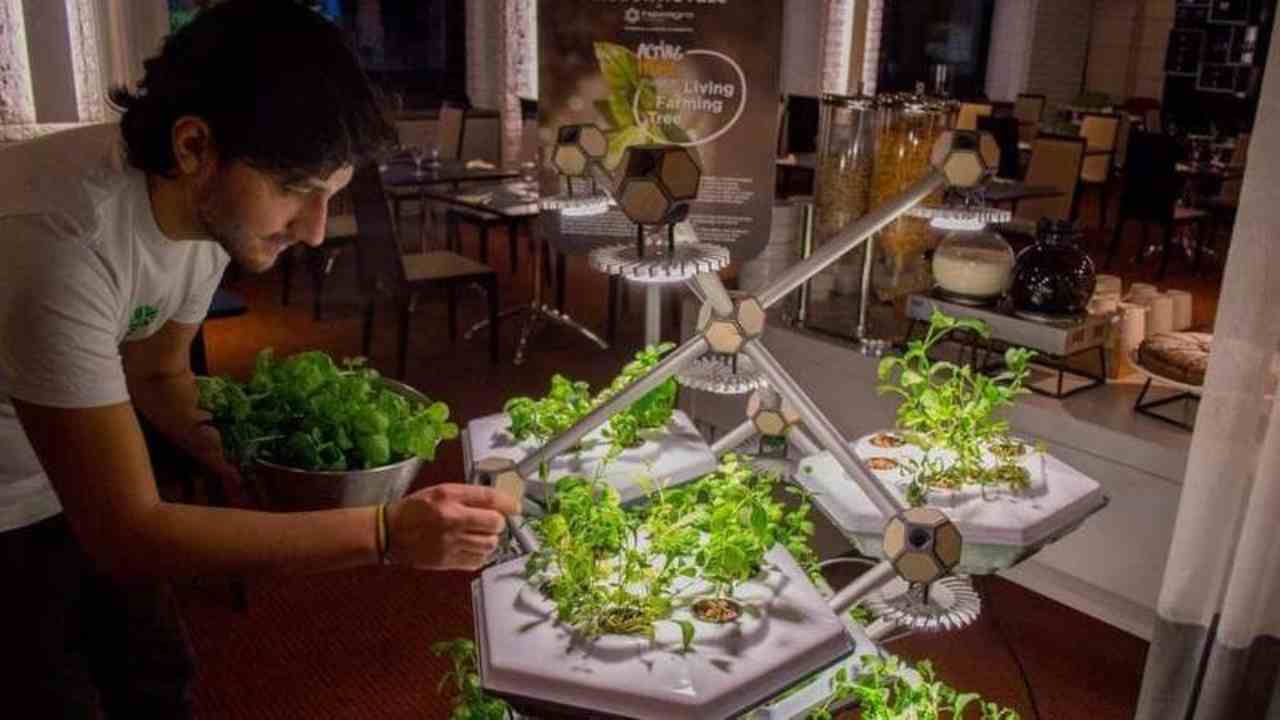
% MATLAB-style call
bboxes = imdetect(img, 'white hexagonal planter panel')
[473,546,856,720]
[794,431,1107,574]
[463,410,717,504]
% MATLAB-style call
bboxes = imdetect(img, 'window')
[166,0,467,111]
[876,0,996,99]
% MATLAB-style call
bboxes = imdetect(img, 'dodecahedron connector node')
[615,144,702,226]
[696,296,766,355]
[930,130,999,189]
[746,388,801,436]
[883,507,962,585]
[474,456,526,503]
[552,124,607,177]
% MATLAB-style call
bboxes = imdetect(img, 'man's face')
[194,161,354,273]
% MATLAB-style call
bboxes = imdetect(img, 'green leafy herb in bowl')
[198,349,458,472]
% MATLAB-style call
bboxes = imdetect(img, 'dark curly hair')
[108,0,396,178]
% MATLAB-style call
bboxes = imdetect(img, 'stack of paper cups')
[1115,302,1148,376]
[1095,274,1123,297]
[1089,292,1120,316]
[1126,282,1159,303]
[1144,294,1175,337]
[1167,290,1193,330]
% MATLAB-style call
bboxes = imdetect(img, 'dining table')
[380,158,521,248]
[982,179,1064,205]
[418,179,609,366]
[381,157,521,188]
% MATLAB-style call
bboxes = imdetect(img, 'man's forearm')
[122,502,381,577]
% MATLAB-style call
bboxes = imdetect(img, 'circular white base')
[677,354,767,395]
[590,242,731,282]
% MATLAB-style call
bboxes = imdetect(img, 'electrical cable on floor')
[980,577,1044,720]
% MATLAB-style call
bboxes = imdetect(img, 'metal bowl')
[250,378,429,512]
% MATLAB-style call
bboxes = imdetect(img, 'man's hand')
[385,484,521,571]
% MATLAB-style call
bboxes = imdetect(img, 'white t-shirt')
[0,124,230,532]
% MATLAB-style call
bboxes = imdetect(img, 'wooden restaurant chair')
[349,163,499,378]
[996,134,1086,245]
[1014,93,1046,143]
[445,116,540,276]
[279,189,359,321]
[389,100,468,250]
[1075,112,1121,228]
[1122,96,1162,133]
[1106,131,1207,279]
[977,115,1021,180]
[956,101,993,131]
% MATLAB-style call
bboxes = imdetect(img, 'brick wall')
[1085,0,1173,103]
[1132,0,1175,101]
[1086,0,1140,99]
[466,0,501,111]
[1025,0,1094,107]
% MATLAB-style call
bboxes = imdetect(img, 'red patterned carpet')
[182,566,474,719]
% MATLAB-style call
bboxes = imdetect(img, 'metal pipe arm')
[741,340,905,518]
[828,559,897,615]
[586,161,618,200]
[710,419,757,457]
[758,171,946,309]
[510,516,540,554]
[689,271,735,317]
[515,336,710,477]
[789,426,823,457]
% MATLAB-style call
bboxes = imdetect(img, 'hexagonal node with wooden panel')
[695,295,767,355]
[882,507,962,585]
[473,456,525,503]
[929,129,999,189]
[552,124,607,177]
[746,387,801,437]
[614,144,702,227]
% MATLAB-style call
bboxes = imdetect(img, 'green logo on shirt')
[128,305,159,335]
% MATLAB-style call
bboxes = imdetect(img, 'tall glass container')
[871,94,951,305]
[813,93,877,305]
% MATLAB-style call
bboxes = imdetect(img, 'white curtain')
[97,0,168,95]
[819,0,855,96]
[498,0,534,167]
[1135,11,1280,719]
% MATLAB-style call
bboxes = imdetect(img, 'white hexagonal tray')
[473,546,856,720]
[463,410,717,504]
[794,431,1107,574]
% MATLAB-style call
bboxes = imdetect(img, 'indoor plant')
[809,655,1020,719]
[876,309,1035,505]
[523,454,817,649]
[198,349,457,509]
[431,639,512,720]
[503,342,678,456]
